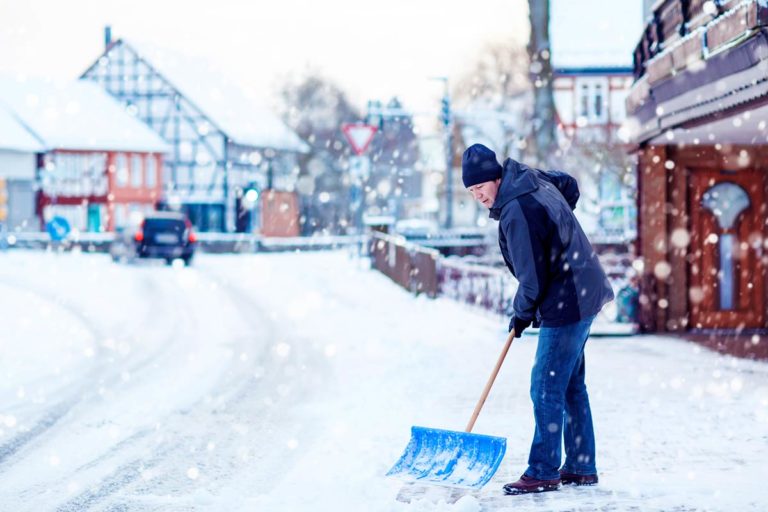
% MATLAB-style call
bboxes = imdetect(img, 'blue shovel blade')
[386,426,507,489]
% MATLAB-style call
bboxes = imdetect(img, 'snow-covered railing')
[437,258,517,317]
[633,0,767,82]
[194,233,365,253]
[368,237,639,334]
[260,235,365,250]
[0,231,367,254]
[369,232,440,297]
[0,231,116,251]
[368,231,517,313]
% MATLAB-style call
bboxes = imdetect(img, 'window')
[594,84,603,119]
[131,154,143,188]
[701,182,750,311]
[146,155,157,188]
[114,204,128,229]
[88,153,108,195]
[580,84,589,118]
[116,154,129,186]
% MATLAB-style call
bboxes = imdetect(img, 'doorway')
[688,168,766,329]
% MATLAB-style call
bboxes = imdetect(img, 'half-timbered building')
[81,30,309,232]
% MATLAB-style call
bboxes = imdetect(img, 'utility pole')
[432,77,453,230]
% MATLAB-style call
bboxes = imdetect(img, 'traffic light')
[441,96,451,127]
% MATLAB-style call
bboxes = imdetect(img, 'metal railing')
[369,231,518,315]
[438,258,517,316]
[369,232,440,297]
[633,0,766,81]
[0,231,366,254]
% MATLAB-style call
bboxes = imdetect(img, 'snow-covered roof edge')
[0,105,45,152]
[0,76,171,153]
[86,39,309,154]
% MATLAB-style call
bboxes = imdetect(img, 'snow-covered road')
[0,250,766,511]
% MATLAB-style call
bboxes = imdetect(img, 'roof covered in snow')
[0,76,170,153]
[550,0,644,70]
[118,40,309,153]
[0,106,44,152]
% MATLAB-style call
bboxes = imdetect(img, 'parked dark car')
[110,212,197,265]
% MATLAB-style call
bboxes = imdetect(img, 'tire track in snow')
[0,267,190,507]
[3,255,335,509]
[46,269,202,510]
[54,440,176,512]
[0,269,179,468]
[47,265,257,509]
[0,278,105,468]
[79,260,335,507]
[184,259,336,490]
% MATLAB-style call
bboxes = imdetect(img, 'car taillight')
[134,231,144,242]
[188,231,197,243]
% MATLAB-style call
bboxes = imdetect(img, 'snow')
[0,250,766,511]
[550,0,644,69]
[0,76,169,153]
[120,40,310,153]
[0,107,44,153]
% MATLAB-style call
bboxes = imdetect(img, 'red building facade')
[37,150,164,232]
[0,77,170,234]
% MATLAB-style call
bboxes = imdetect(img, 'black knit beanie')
[461,144,502,188]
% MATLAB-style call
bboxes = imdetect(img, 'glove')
[508,315,532,338]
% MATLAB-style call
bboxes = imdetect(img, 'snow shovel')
[386,329,515,489]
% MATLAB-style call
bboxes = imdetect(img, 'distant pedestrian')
[462,143,614,495]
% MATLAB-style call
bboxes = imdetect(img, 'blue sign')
[46,216,71,241]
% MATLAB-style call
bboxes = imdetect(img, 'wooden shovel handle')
[465,329,515,433]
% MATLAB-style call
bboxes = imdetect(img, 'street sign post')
[46,216,71,242]
[341,123,378,233]
[341,123,378,156]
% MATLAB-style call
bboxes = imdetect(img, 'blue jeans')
[525,315,596,480]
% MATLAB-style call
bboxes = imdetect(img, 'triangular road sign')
[342,123,378,155]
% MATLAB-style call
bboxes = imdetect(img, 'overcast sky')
[0,0,528,116]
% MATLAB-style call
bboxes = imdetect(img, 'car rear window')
[144,219,185,233]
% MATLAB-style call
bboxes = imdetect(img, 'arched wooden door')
[689,169,767,329]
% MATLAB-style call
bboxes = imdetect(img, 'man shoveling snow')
[462,143,614,495]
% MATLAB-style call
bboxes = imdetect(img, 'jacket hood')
[488,159,538,220]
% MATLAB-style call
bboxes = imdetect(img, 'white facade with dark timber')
[80,32,309,232]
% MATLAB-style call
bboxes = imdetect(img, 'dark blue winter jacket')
[489,159,614,327]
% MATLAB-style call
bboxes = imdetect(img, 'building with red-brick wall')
[625,0,768,335]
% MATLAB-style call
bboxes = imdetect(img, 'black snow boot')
[559,470,598,486]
